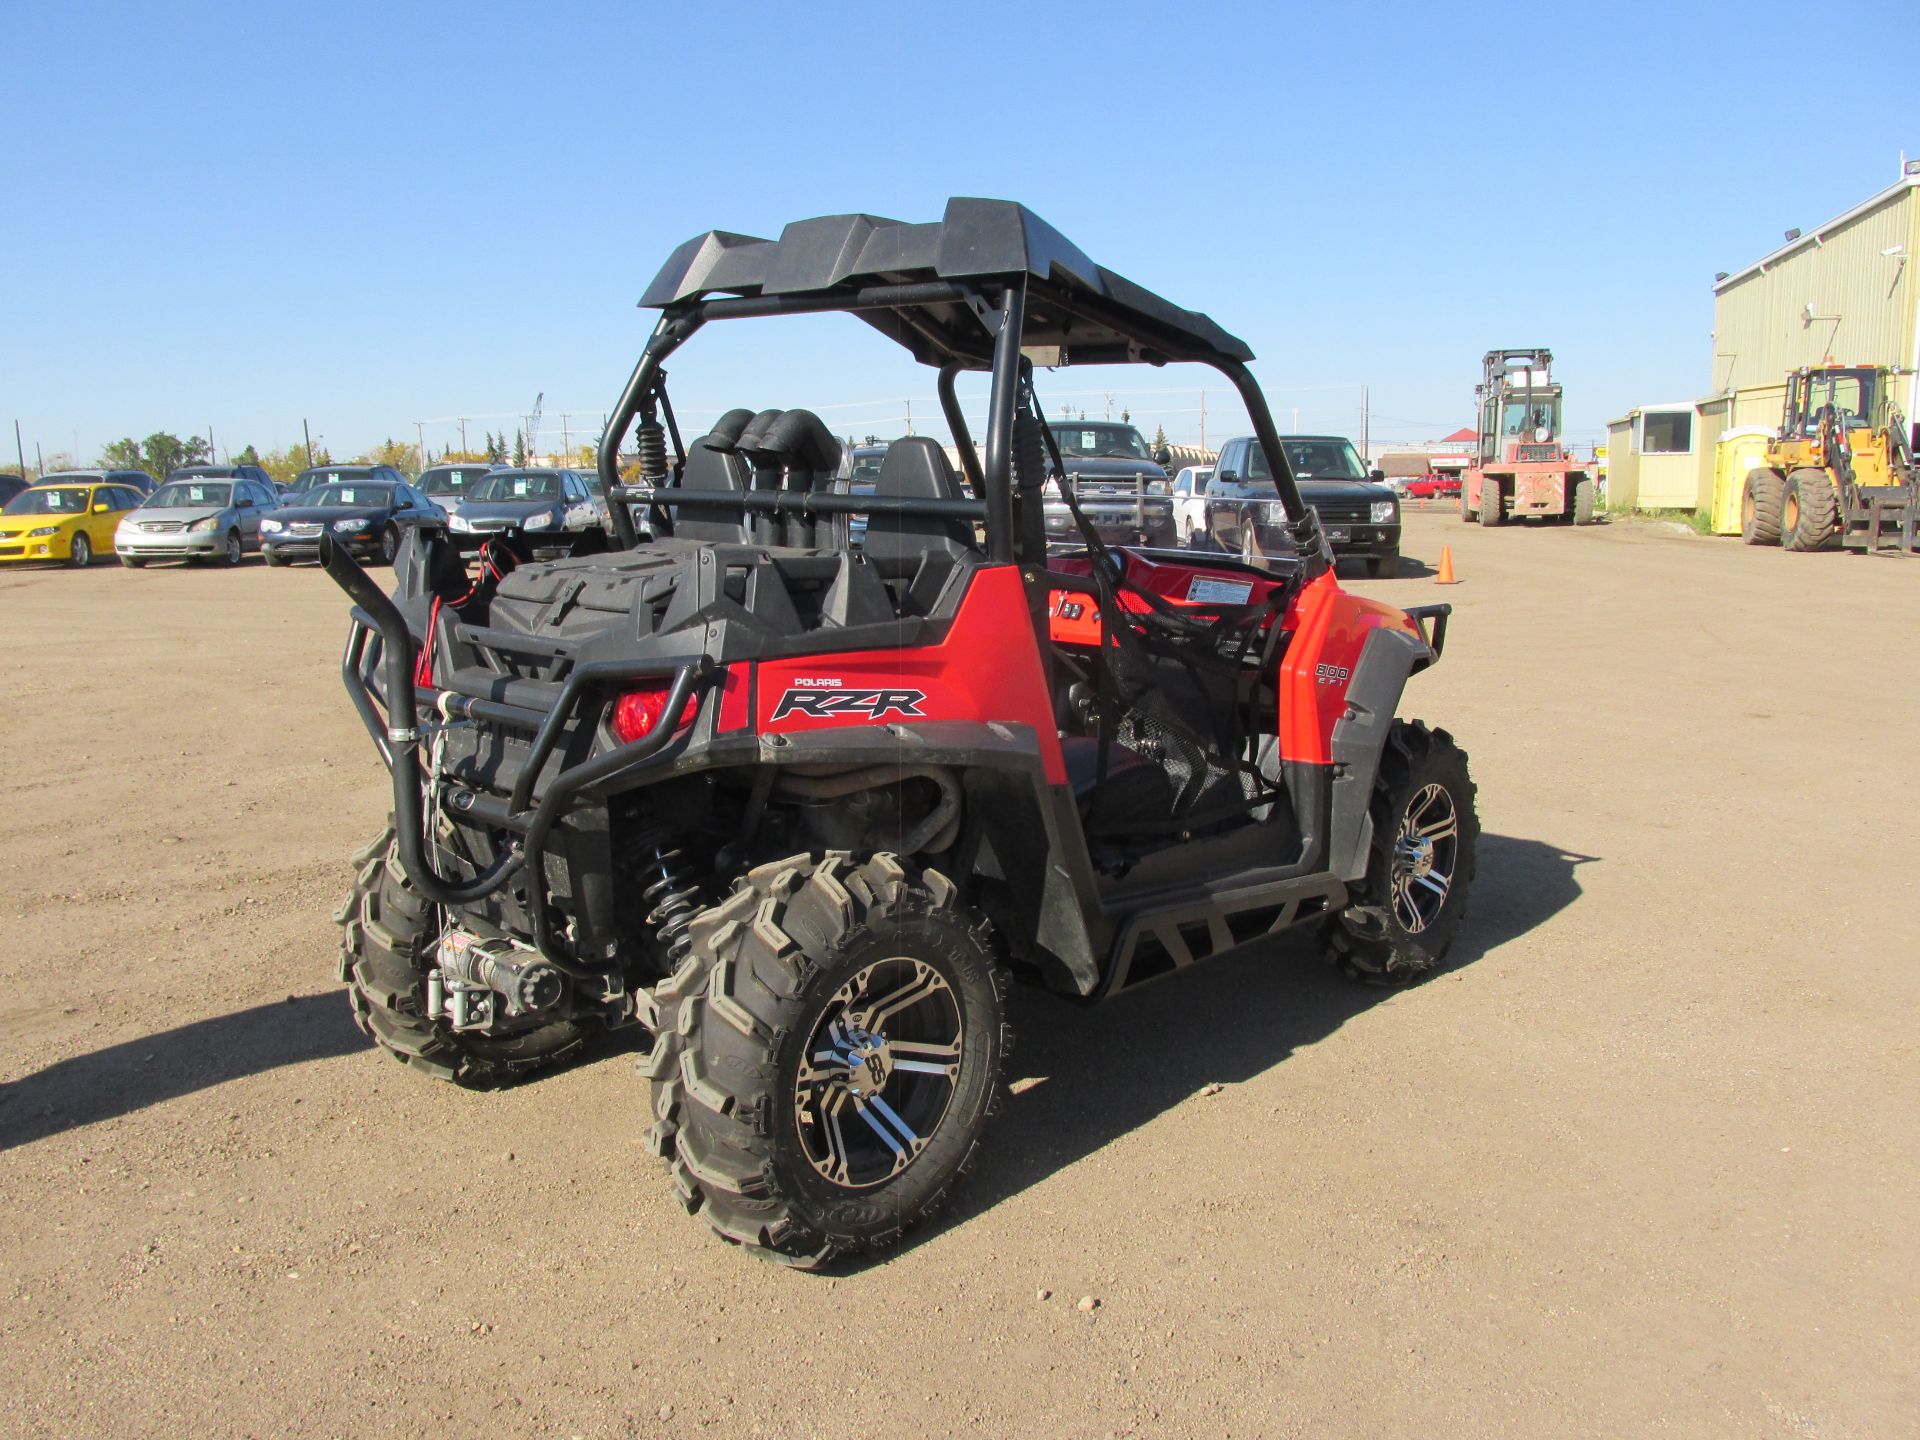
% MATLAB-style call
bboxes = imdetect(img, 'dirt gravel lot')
[2,511,1916,1439]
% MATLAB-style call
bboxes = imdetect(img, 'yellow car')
[0,481,144,567]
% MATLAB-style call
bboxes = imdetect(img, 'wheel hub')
[1396,832,1436,879]
[793,957,963,1190]
[1389,782,1459,935]
[823,1019,896,1099]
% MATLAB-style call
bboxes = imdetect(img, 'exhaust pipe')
[320,533,520,905]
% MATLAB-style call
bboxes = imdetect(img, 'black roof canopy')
[639,197,1254,370]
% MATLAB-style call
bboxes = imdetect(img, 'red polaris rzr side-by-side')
[322,199,1476,1266]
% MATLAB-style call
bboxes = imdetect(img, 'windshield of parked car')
[1244,440,1367,483]
[1280,439,1367,480]
[4,487,92,516]
[420,467,491,496]
[471,473,561,501]
[169,467,238,480]
[1049,424,1153,461]
[850,451,887,482]
[305,484,393,509]
[146,482,231,508]
[297,468,377,490]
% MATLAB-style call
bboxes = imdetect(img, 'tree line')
[63,428,582,487]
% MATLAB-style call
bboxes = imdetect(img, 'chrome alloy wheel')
[1391,782,1459,934]
[793,957,962,1190]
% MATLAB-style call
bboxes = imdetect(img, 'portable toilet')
[1710,427,1774,535]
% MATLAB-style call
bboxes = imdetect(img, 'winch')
[428,929,566,1032]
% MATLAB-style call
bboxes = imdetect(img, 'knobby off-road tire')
[1781,470,1838,552]
[1572,478,1596,525]
[1332,720,1479,984]
[647,852,1008,1269]
[335,825,591,1086]
[1741,468,1785,545]
[1478,478,1504,527]
[1460,485,1478,523]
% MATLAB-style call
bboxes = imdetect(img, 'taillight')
[611,682,695,744]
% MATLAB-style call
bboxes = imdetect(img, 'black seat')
[862,437,978,578]
[1060,737,1176,836]
[670,408,755,544]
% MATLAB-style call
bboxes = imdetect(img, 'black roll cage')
[596,276,1329,578]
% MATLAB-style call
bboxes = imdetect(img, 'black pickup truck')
[1040,420,1177,548]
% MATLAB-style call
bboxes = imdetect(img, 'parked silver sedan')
[114,476,277,567]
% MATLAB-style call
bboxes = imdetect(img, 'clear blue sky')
[4,0,1916,468]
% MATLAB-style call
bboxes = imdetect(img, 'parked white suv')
[1172,465,1213,546]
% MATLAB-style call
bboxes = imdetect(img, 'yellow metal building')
[1711,167,1920,429]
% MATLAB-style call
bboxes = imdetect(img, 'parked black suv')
[1203,434,1401,575]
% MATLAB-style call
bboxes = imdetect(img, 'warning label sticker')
[1185,575,1254,605]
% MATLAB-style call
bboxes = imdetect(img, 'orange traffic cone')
[1435,545,1459,584]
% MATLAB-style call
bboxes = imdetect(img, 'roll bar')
[595,278,1327,578]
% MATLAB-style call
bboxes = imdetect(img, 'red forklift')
[1459,348,1597,526]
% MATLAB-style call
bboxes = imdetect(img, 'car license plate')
[1327,526,1350,542]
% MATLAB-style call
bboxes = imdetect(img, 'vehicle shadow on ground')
[0,993,363,1152]
[881,832,1595,1266]
[1345,556,1437,580]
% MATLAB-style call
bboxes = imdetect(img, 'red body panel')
[754,565,1067,784]
[1046,551,1289,636]
[1276,572,1423,764]
[715,663,751,733]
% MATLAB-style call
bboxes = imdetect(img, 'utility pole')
[1199,391,1207,449]
[458,417,469,456]
[13,419,24,477]
[1291,407,1300,430]
[1104,392,1113,420]
[414,421,426,474]
[209,424,216,462]
[561,413,570,460]
[1360,385,1369,465]
[304,418,315,469]
[36,442,44,474]
[905,398,912,435]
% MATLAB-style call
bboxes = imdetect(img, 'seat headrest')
[863,437,976,577]
[671,433,752,543]
[872,436,962,500]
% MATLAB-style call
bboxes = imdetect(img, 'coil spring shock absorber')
[634,825,699,970]
[1013,408,1049,494]
[635,419,668,482]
